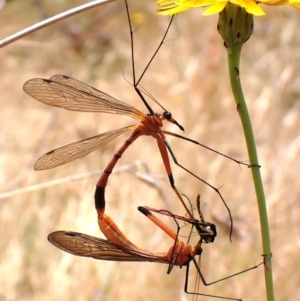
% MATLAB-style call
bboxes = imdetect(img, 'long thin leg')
[163,137,234,240]
[162,130,249,167]
[191,254,272,287]
[184,262,243,301]
[125,0,153,115]
[155,134,199,222]
[125,0,174,114]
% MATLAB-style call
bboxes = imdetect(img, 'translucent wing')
[200,202,208,223]
[23,75,144,120]
[139,206,204,226]
[139,206,216,243]
[35,125,134,170]
[48,231,170,263]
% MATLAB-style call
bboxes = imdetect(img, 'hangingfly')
[49,194,269,300]
[23,0,249,239]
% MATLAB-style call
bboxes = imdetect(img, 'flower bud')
[217,3,254,48]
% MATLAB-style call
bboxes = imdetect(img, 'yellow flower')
[156,0,299,15]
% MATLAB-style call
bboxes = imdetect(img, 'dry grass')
[0,1,299,301]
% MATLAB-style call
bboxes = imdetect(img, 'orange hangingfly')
[23,0,249,239]
[48,194,270,300]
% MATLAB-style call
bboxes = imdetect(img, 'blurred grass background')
[0,0,299,300]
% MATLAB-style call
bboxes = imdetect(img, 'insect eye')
[195,245,203,255]
[163,111,172,119]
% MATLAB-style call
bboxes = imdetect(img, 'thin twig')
[0,160,145,200]
[0,0,116,48]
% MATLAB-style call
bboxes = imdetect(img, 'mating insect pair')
[23,1,249,241]
[22,0,263,299]
[48,194,270,301]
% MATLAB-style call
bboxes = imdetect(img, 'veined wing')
[139,206,216,242]
[35,125,135,170]
[140,206,201,225]
[23,75,144,120]
[48,231,170,263]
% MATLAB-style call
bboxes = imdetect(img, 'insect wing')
[34,125,134,170]
[140,206,198,224]
[140,206,210,229]
[139,206,217,243]
[23,75,143,119]
[48,231,170,263]
[200,202,208,223]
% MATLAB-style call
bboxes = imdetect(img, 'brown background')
[0,1,299,300]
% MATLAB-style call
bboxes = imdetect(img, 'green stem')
[227,43,274,301]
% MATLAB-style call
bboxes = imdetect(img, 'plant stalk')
[227,42,274,301]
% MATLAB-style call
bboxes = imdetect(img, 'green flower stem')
[227,43,274,301]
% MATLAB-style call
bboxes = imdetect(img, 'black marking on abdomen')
[95,186,105,209]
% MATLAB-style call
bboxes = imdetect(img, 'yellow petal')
[259,0,289,5]
[244,1,266,14]
[157,5,192,14]
[202,2,227,15]
[289,1,300,7]
[288,0,300,7]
